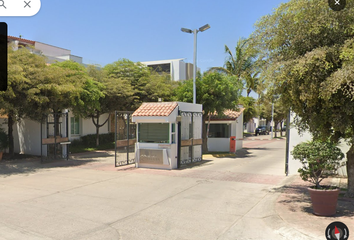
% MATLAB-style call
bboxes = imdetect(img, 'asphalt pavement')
[0,139,352,240]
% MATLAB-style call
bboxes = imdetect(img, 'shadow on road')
[0,158,99,177]
[70,151,115,159]
[178,159,214,170]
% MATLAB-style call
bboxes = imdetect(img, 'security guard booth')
[132,102,203,169]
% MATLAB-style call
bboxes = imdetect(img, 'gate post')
[127,113,130,165]
[114,111,117,167]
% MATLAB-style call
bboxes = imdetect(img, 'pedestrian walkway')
[275,175,354,239]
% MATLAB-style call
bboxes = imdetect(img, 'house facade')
[2,36,110,156]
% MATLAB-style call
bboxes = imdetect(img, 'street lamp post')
[181,24,210,104]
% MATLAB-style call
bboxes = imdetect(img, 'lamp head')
[199,24,210,32]
[181,28,193,34]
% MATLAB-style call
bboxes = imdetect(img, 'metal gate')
[41,112,70,162]
[178,111,203,167]
[114,111,136,167]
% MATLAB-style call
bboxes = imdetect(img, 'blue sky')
[2,0,289,73]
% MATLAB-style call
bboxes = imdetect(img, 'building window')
[138,123,169,143]
[148,63,171,74]
[208,124,231,138]
[71,116,80,135]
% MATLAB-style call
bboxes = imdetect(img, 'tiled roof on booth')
[210,108,245,120]
[133,102,178,117]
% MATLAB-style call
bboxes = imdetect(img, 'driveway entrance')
[0,140,289,240]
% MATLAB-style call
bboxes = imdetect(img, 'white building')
[141,58,199,81]
[207,108,244,152]
[8,36,83,64]
[2,36,110,156]
[3,112,110,156]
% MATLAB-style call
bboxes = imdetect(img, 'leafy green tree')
[250,0,354,196]
[71,65,106,146]
[103,59,176,144]
[104,59,176,107]
[238,96,257,125]
[259,99,287,137]
[27,61,88,121]
[174,72,242,152]
[209,38,261,96]
[0,47,48,155]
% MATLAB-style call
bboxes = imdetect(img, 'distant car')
[255,126,269,136]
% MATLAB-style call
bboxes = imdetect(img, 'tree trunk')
[91,111,110,147]
[280,121,283,137]
[346,144,354,197]
[96,114,100,147]
[202,114,208,153]
[7,112,14,156]
[54,112,61,137]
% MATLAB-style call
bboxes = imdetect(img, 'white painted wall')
[246,118,258,133]
[35,42,71,57]
[208,138,230,152]
[288,112,348,176]
[12,119,46,156]
[235,113,244,151]
[56,55,83,64]
[178,60,186,81]
[0,111,110,156]
[135,143,175,169]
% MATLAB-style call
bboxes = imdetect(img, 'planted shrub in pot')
[0,127,9,160]
[291,140,345,216]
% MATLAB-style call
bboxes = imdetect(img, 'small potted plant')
[291,140,345,216]
[0,127,9,160]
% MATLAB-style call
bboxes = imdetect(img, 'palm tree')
[244,70,261,97]
[208,38,253,82]
[209,38,263,97]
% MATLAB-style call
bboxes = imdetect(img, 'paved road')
[0,140,298,240]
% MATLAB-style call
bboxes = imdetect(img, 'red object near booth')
[230,136,236,153]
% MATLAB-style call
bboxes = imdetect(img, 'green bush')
[80,133,115,147]
[291,140,345,189]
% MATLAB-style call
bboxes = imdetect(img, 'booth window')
[208,124,231,138]
[171,123,176,144]
[138,123,169,143]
